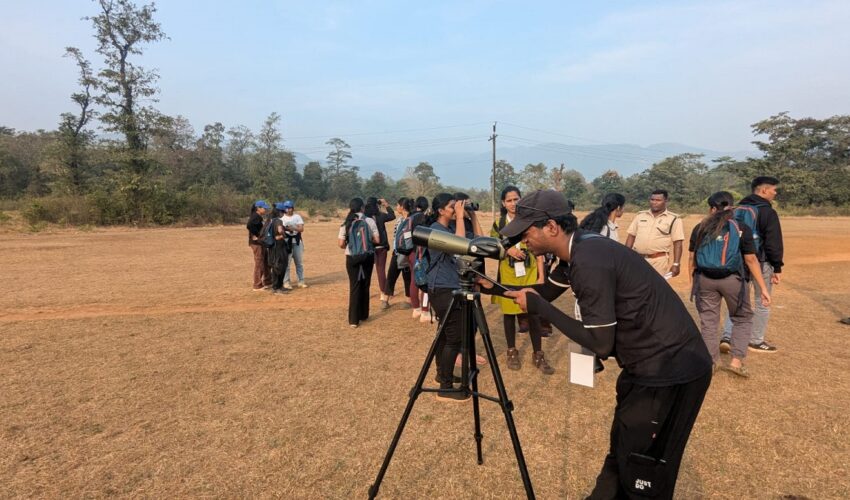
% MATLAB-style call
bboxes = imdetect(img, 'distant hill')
[293,142,759,189]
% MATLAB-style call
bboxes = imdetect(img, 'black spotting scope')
[412,226,506,260]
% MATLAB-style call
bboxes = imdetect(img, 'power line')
[284,121,491,140]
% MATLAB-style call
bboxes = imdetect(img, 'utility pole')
[489,122,497,222]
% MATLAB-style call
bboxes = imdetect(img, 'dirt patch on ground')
[1,215,849,498]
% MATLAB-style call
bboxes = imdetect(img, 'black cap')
[500,190,573,239]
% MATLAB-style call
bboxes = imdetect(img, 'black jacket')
[739,194,784,273]
[372,207,396,249]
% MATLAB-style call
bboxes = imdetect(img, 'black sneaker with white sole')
[748,341,777,353]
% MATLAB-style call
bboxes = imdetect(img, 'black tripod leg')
[473,296,535,499]
[368,294,457,499]
[460,293,485,465]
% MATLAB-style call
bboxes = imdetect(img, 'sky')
[2,0,850,167]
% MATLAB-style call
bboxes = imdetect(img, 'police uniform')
[626,209,685,275]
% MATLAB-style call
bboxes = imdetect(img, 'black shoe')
[748,341,777,353]
[594,357,605,373]
[434,374,462,385]
[436,388,470,403]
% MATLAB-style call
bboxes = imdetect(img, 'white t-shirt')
[337,214,379,256]
[280,213,304,236]
[602,220,620,243]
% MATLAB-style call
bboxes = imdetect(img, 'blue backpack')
[732,203,768,258]
[394,216,415,255]
[412,246,430,290]
[695,219,743,279]
[347,216,375,265]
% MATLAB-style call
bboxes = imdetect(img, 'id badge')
[514,261,527,277]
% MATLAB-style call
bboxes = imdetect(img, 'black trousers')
[346,254,374,325]
[430,288,463,386]
[588,371,711,500]
[385,251,411,297]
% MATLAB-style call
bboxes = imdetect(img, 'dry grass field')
[1,213,849,499]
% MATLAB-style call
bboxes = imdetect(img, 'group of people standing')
[246,200,307,294]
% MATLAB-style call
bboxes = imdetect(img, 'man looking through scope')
[481,189,712,499]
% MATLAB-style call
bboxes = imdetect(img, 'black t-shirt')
[568,231,711,386]
[247,212,264,245]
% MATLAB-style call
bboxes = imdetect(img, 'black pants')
[503,313,542,351]
[346,254,374,325]
[430,288,463,386]
[385,251,411,297]
[588,371,711,500]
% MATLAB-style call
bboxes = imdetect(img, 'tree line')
[1,0,848,227]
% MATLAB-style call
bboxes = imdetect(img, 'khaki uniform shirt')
[626,209,684,255]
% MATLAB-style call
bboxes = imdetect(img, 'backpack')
[394,216,415,255]
[695,219,744,279]
[732,202,768,258]
[412,246,431,290]
[260,219,277,248]
[347,216,375,265]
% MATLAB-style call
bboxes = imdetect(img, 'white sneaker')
[283,282,293,290]
[412,309,422,319]
[419,311,432,323]
[297,282,308,288]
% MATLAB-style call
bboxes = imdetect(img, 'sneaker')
[419,311,432,323]
[297,282,308,289]
[506,348,521,370]
[412,309,422,319]
[748,341,777,353]
[719,338,731,354]
[283,282,293,290]
[533,351,555,375]
[436,389,470,403]
[722,364,750,378]
[350,323,358,329]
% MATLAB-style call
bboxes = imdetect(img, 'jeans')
[722,262,773,344]
[283,240,304,284]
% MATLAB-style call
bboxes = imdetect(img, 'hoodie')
[739,194,784,273]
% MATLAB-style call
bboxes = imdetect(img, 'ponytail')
[696,191,735,245]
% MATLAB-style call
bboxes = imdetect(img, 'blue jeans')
[284,240,305,284]
[722,262,773,344]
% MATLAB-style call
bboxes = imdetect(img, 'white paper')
[514,261,527,277]
[403,231,412,240]
[569,342,595,388]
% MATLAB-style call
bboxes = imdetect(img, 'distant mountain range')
[294,142,759,189]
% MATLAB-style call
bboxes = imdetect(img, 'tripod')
[369,256,534,499]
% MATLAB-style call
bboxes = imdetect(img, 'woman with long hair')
[246,200,272,291]
[338,198,381,328]
[425,193,484,401]
[385,197,413,308]
[408,196,430,317]
[365,196,396,308]
[267,202,291,295]
[490,186,554,374]
[689,191,771,377]
[579,193,625,241]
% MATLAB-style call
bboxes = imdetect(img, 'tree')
[301,161,326,200]
[224,125,254,192]
[50,47,98,193]
[490,159,516,192]
[560,169,588,204]
[363,171,389,198]
[626,153,711,207]
[518,162,549,192]
[88,0,168,157]
[591,170,624,195]
[401,161,441,197]
[325,137,353,179]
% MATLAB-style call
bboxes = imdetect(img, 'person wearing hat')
[280,200,307,289]
[482,189,712,499]
[625,189,685,278]
[247,200,272,291]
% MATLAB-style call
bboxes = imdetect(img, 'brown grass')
[1,214,849,499]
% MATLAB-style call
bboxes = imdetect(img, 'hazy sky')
[2,0,849,160]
